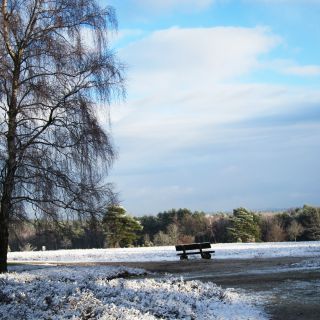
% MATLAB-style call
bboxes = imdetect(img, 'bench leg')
[201,252,211,259]
[180,254,188,260]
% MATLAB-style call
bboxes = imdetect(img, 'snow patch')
[0,266,267,319]
[8,241,320,264]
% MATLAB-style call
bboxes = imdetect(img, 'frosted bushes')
[0,266,267,319]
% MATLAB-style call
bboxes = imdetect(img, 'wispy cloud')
[283,65,320,76]
[120,26,280,90]
[264,59,320,77]
[103,26,320,214]
[109,26,316,151]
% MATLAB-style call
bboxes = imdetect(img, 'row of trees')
[138,205,320,246]
[9,206,142,251]
[9,205,320,251]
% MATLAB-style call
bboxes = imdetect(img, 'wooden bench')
[175,242,215,260]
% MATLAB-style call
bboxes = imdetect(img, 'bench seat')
[175,242,215,260]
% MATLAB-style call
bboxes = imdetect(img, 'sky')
[99,0,320,216]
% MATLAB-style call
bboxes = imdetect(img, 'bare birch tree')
[0,0,124,272]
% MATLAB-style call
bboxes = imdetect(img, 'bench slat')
[175,242,211,251]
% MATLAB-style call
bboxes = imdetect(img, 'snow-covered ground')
[8,241,320,263]
[0,265,267,319]
[3,242,320,319]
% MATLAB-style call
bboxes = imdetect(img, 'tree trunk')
[0,210,9,273]
[0,87,19,273]
[0,113,18,273]
[0,167,15,273]
[0,167,16,273]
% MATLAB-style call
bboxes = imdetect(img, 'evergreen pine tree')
[228,208,260,242]
[103,206,142,247]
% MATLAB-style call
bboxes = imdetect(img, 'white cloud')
[111,84,320,154]
[103,26,320,214]
[107,27,301,158]
[121,27,280,90]
[264,59,320,77]
[283,65,320,76]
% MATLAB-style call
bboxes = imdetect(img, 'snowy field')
[3,242,320,319]
[0,265,267,319]
[8,241,320,263]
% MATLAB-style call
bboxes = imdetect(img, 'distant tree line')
[8,206,141,251]
[8,205,320,251]
[139,205,320,246]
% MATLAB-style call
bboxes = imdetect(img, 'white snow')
[8,241,320,264]
[0,265,267,319]
[3,241,320,319]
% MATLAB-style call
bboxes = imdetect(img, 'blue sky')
[99,0,320,215]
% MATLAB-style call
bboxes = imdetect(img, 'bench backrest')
[175,242,211,251]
